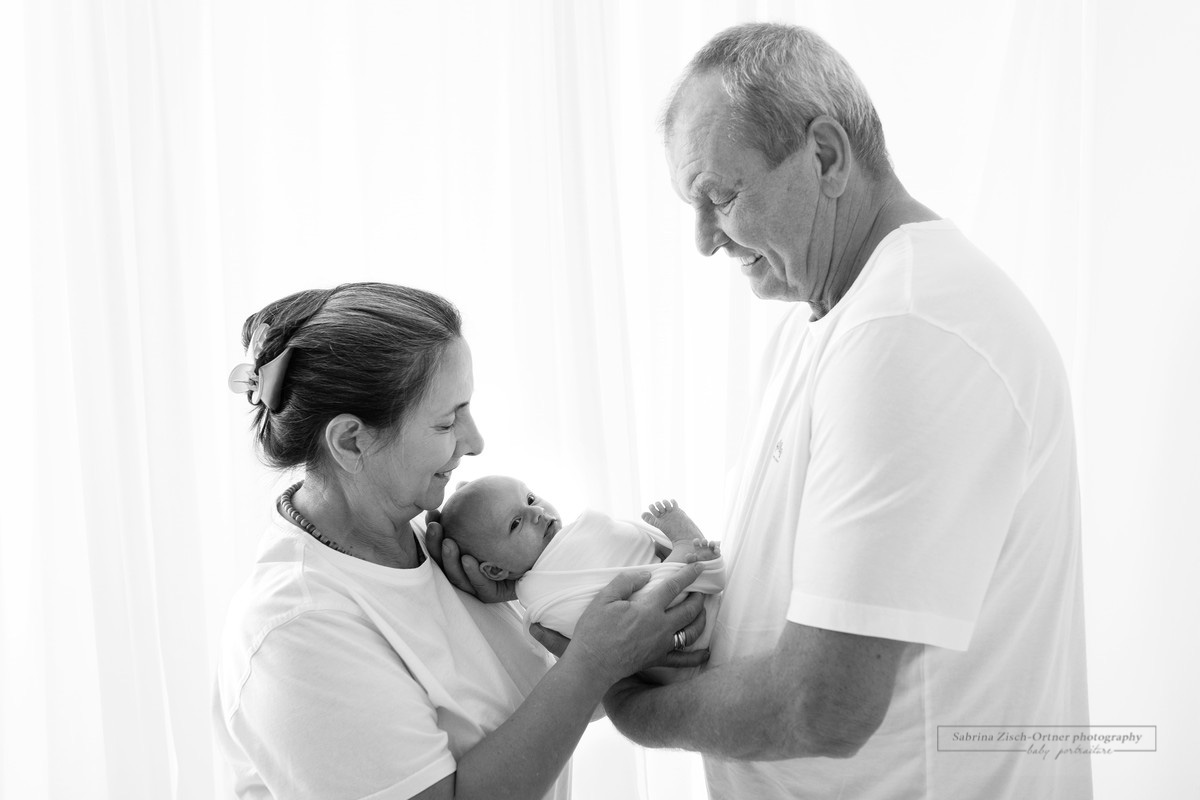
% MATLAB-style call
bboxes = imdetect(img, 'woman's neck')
[290,475,424,569]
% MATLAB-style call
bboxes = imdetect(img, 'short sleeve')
[787,316,1029,650]
[225,609,456,799]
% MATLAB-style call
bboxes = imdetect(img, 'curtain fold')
[4,1,1195,798]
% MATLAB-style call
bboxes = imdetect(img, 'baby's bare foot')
[642,499,701,543]
[642,499,720,563]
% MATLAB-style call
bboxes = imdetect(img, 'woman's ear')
[324,414,372,474]
[479,562,511,582]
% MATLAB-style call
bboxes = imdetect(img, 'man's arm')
[603,621,911,760]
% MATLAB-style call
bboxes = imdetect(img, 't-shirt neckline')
[807,218,953,329]
[272,506,434,583]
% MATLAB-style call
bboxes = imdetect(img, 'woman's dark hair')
[239,282,462,470]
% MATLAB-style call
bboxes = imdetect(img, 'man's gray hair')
[663,23,891,178]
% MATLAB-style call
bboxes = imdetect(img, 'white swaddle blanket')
[516,509,726,645]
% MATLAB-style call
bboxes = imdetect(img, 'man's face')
[666,73,830,303]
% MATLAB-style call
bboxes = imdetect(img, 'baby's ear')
[479,562,510,582]
[455,479,470,490]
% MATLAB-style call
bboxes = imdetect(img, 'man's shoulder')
[817,223,1069,434]
[835,223,1059,366]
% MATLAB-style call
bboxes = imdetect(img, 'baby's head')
[440,475,563,581]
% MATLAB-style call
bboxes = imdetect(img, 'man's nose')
[694,207,727,256]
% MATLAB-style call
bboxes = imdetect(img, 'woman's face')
[366,337,484,520]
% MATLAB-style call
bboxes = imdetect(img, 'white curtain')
[2,1,1195,798]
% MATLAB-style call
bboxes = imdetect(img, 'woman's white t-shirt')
[213,510,570,800]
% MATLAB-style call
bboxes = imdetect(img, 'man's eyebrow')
[684,175,733,205]
[686,175,716,199]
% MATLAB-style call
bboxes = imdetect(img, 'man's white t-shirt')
[704,221,1091,799]
[213,510,571,800]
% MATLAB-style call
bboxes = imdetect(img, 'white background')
[1,0,1196,798]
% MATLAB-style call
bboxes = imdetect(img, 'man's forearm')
[604,623,909,762]
[603,656,854,761]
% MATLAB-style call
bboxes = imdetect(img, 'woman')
[214,282,707,800]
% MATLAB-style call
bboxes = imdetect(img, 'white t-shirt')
[213,510,571,800]
[704,221,1091,799]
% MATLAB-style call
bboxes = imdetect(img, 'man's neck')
[810,176,938,320]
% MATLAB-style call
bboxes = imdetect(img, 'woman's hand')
[424,511,517,603]
[541,565,710,686]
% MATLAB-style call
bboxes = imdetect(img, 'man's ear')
[807,115,853,198]
[479,562,511,582]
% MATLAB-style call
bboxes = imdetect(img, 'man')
[599,23,1092,799]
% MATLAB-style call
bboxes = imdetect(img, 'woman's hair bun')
[237,283,462,471]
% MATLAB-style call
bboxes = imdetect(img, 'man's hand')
[424,511,518,603]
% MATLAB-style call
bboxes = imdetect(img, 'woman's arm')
[411,654,608,800]
[416,566,709,800]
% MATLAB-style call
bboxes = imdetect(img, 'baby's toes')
[642,511,658,526]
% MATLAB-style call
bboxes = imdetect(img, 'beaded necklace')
[278,481,355,556]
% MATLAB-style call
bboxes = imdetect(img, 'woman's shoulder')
[220,518,369,659]
[221,512,463,661]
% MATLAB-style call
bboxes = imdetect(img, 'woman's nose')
[458,414,485,456]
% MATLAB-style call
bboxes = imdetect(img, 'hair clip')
[227,323,294,412]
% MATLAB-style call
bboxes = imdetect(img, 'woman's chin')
[417,482,449,512]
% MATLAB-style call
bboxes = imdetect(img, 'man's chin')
[748,272,791,302]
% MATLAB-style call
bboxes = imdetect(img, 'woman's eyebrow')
[438,400,471,416]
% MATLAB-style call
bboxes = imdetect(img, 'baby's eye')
[527,493,536,504]
[509,517,521,533]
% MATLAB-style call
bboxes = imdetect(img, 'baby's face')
[454,476,563,580]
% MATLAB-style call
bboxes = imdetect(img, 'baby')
[440,475,725,648]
